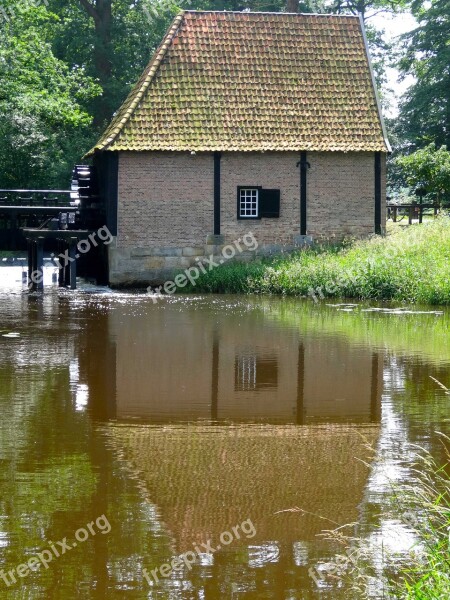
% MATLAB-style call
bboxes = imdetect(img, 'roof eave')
[85,11,186,157]
[358,14,391,153]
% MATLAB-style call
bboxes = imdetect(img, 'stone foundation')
[108,235,313,287]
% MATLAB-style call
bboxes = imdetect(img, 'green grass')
[190,218,450,305]
[390,440,450,599]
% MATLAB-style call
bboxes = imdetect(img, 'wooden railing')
[0,187,102,250]
[0,189,78,207]
[387,202,440,225]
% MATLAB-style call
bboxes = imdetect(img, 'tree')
[326,0,410,22]
[77,0,113,126]
[49,0,168,129]
[396,0,450,149]
[395,144,450,205]
[0,0,402,187]
[0,3,100,187]
[48,0,318,131]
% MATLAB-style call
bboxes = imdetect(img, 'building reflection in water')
[83,300,383,425]
[78,300,383,556]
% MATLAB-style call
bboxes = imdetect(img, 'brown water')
[0,267,449,599]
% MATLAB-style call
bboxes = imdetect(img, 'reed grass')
[318,436,450,599]
[392,439,450,599]
[190,218,450,305]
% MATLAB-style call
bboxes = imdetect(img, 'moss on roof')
[91,11,389,155]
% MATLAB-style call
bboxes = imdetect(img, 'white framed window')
[235,355,257,391]
[238,187,259,218]
[235,353,279,392]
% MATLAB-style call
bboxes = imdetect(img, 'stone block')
[182,247,205,257]
[180,257,198,269]
[257,244,284,256]
[164,256,185,268]
[131,247,182,257]
[293,235,314,247]
[145,257,165,269]
[204,245,224,255]
[234,253,255,263]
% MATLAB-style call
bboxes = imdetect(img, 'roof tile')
[91,11,389,154]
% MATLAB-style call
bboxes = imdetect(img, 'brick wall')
[221,152,300,245]
[307,151,379,240]
[117,151,214,247]
[111,150,386,285]
[118,150,386,248]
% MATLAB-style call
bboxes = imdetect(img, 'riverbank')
[396,444,450,599]
[191,218,450,305]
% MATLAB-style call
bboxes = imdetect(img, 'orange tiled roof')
[91,11,390,154]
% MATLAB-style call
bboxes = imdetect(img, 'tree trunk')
[286,0,299,12]
[79,0,113,128]
[93,0,113,127]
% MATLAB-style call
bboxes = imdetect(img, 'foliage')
[0,3,100,188]
[49,0,175,127]
[396,144,450,204]
[0,0,424,187]
[326,0,410,21]
[186,217,450,305]
[396,0,450,150]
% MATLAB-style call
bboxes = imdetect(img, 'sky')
[370,10,418,117]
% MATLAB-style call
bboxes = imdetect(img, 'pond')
[0,267,449,599]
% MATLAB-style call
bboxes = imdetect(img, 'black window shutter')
[259,189,280,218]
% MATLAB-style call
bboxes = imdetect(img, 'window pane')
[235,354,279,392]
[239,188,258,217]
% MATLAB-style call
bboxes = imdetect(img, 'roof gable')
[91,11,390,154]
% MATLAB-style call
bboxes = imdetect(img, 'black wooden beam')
[27,241,33,285]
[22,229,90,240]
[298,151,309,236]
[213,152,222,235]
[57,241,65,287]
[69,239,77,290]
[296,342,305,425]
[0,206,78,215]
[375,151,382,234]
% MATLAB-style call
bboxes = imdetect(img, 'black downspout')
[213,152,222,235]
[375,151,382,235]
[297,151,310,236]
